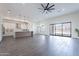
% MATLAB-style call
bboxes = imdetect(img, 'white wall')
[0,17,2,42]
[32,23,37,34]
[36,11,79,38]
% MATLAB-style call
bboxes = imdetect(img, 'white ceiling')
[0,3,79,22]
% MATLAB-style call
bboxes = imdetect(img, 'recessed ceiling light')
[8,10,11,14]
[57,8,65,12]
[57,9,61,12]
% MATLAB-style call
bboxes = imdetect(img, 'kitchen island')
[14,31,33,38]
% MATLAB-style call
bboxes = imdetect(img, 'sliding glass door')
[49,22,71,37]
[55,24,62,36]
[49,24,56,35]
[63,22,71,37]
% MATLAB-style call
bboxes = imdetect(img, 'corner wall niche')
[2,19,30,36]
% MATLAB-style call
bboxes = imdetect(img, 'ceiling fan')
[39,3,55,14]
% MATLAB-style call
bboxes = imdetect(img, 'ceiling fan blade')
[47,10,52,12]
[48,4,55,9]
[38,8,43,10]
[46,3,49,9]
[41,4,45,9]
[48,8,55,10]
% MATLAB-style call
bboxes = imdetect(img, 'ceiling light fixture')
[39,3,55,14]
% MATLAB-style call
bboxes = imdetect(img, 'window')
[49,22,71,37]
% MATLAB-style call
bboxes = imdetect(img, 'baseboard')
[72,37,79,39]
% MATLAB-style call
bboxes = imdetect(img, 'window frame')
[49,22,72,37]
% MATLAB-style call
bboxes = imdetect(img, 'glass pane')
[49,25,53,35]
[55,24,62,36]
[53,25,56,35]
[49,25,55,35]
[63,23,71,36]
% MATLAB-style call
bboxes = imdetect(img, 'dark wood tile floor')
[0,35,79,56]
